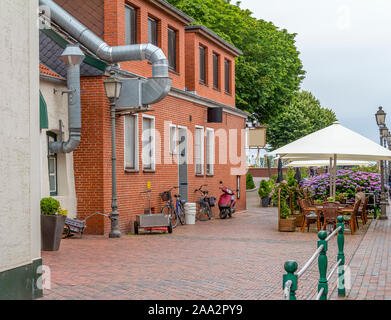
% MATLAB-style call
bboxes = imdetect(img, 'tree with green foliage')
[267,91,337,150]
[167,0,305,124]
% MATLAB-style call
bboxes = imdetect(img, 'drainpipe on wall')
[49,45,85,154]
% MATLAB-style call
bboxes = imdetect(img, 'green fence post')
[283,260,298,300]
[337,216,345,297]
[317,230,328,300]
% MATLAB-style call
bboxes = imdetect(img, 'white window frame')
[142,115,156,171]
[195,125,204,175]
[169,124,178,155]
[124,114,139,171]
[205,128,215,176]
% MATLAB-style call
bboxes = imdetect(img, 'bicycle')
[194,184,214,221]
[160,186,185,228]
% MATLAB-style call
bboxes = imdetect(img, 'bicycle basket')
[208,196,216,207]
[160,191,171,201]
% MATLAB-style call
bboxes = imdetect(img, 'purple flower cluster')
[301,169,387,200]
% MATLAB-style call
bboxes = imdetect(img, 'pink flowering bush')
[301,169,386,201]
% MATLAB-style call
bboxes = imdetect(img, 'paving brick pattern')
[41,192,369,300]
[330,210,391,300]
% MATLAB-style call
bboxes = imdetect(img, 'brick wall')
[70,0,247,235]
[184,30,237,107]
[247,168,288,178]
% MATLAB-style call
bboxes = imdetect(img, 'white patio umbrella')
[286,160,374,167]
[269,121,391,198]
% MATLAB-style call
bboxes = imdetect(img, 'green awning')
[40,91,49,129]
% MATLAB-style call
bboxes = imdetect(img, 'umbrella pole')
[333,154,337,199]
[329,157,333,198]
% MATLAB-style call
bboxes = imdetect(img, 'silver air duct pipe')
[50,45,85,154]
[40,0,172,105]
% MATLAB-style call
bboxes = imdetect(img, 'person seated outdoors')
[355,186,366,208]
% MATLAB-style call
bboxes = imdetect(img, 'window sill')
[213,87,220,92]
[125,168,139,173]
[168,68,180,76]
[224,91,232,96]
[206,173,214,177]
[143,169,156,173]
[199,81,209,87]
[195,173,205,177]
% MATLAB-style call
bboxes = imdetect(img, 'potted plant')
[279,198,296,232]
[246,173,256,190]
[258,179,272,207]
[40,197,67,251]
[327,196,336,202]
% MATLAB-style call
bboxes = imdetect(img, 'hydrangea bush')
[301,169,386,201]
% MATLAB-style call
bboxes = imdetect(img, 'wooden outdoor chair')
[356,197,369,225]
[322,202,340,231]
[299,198,320,232]
[340,199,361,235]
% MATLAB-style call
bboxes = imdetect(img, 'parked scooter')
[218,181,237,219]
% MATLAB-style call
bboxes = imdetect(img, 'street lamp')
[104,72,123,238]
[375,106,388,220]
[376,106,386,126]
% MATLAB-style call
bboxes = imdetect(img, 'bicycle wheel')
[177,202,186,225]
[197,202,210,221]
[161,205,178,228]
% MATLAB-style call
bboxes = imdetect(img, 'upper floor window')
[168,27,177,71]
[213,53,219,89]
[199,45,206,84]
[148,17,158,46]
[125,5,137,45]
[224,59,230,93]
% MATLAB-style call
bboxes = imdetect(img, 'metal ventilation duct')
[49,45,85,154]
[39,0,172,106]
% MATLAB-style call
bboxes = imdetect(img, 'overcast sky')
[239,0,391,143]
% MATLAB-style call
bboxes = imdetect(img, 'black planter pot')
[41,215,66,251]
[261,197,270,207]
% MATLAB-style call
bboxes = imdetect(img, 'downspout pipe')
[40,0,169,79]
[49,45,85,154]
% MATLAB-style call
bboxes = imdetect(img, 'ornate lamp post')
[386,131,391,185]
[375,106,388,220]
[104,72,123,237]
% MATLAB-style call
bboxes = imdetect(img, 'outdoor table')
[314,204,355,233]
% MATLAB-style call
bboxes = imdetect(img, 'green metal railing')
[282,216,346,300]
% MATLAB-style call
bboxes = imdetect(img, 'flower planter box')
[293,214,304,227]
[279,217,296,232]
[41,215,66,251]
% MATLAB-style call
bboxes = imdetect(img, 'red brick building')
[41,0,248,235]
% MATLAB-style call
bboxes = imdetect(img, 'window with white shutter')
[124,114,138,170]
[205,128,214,175]
[142,116,155,170]
[170,125,178,155]
[195,126,204,175]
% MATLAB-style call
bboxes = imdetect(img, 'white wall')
[40,79,78,219]
[0,0,40,272]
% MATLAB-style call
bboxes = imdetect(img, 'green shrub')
[40,197,60,215]
[246,173,256,190]
[280,199,290,219]
[269,174,278,184]
[258,179,272,198]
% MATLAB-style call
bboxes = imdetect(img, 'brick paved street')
[41,190,370,300]
[330,210,391,300]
